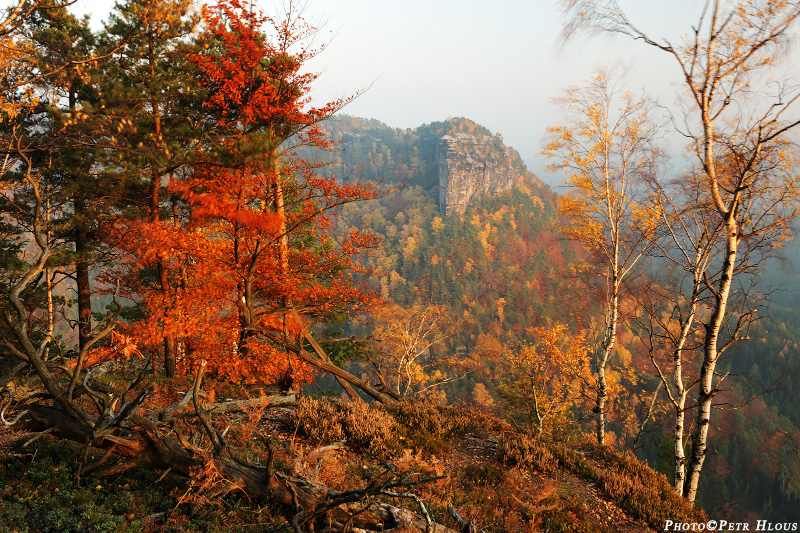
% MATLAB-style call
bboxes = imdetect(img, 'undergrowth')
[293,397,506,456]
[0,438,284,533]
[499,433,707,531]
[1,396,710,533]
[292,397,401,455]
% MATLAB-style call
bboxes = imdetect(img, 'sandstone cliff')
[307,116,537,215]
[437,132,523,216]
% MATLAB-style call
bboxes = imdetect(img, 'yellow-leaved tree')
[543,68,663,445]
[561,0,800,502]
[366,303,456,401]
[497,323,590,438]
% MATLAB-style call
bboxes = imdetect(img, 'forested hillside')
[314,115,800,522]
[308,116,565,331]
[2,0,800,531]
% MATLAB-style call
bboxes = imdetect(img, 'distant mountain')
[305,115,542,216]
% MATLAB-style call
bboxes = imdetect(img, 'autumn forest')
[1,0,800,531]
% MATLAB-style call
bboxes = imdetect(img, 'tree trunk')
[150,158,175,377]
[74,197,92,354]
[671,294,695,496]
[45,194,54,360]
[271,155,289,280]
[66,83,92,356]
[674,394,687,495]
[685,99,725,502]
[595,272,619,446]
[595,358,608,445]
[159,260,176,377]
[148,31,176,377]
[684,227,737,502]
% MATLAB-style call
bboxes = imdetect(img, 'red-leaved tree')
[109,0,378,383]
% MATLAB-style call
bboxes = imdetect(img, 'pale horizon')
[63,0,795,186]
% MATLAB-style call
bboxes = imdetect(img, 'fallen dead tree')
[0,358,453,532]
[0,270,432,529]
[1,274,442,530]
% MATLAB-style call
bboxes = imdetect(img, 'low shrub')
[292,396,347,443]
[499,435,706,530]
[498,433,558,473]
[292,397,400,455]
[388,401,505,454]
[581,442,706,529]
[0,438,285,532]
[451,464,562,532]
[293,398,505,456]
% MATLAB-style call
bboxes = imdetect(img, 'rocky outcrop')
[437,132,520,216]
[310,115,534,213]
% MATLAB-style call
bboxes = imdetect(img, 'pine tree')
[99,0,202,376]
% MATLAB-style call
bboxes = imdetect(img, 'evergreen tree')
[99,0,202,376]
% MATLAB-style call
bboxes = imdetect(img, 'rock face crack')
[437,132,518,216]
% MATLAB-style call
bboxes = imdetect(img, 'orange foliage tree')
[543,68,663,445]
[497,323,590,438]
[98,0,202,377]
[110,0,378,383]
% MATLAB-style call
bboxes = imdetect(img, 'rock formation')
[437,132,520,216]
[308,115,535,215]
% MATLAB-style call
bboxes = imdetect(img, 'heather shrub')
[498,433,558,474]
[582,442,705,528]
[549,446,594,478]
[387,401,504,453]
[293,398,503,456]
[498,434,706,530]
[452,464,560,532]
[388,402,453,434]
[340,399,400,453]
[292,397,399,455]
[553,441,704,530]
[293,396,346,444]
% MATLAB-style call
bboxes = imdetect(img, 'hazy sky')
[64,0,727,184]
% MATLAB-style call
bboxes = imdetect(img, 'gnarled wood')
[3,381,444,532]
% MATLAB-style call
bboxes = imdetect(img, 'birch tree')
[561,0,800,501]
[543,68,663,445]
[367,303,454,399]
[634,171,724,495]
